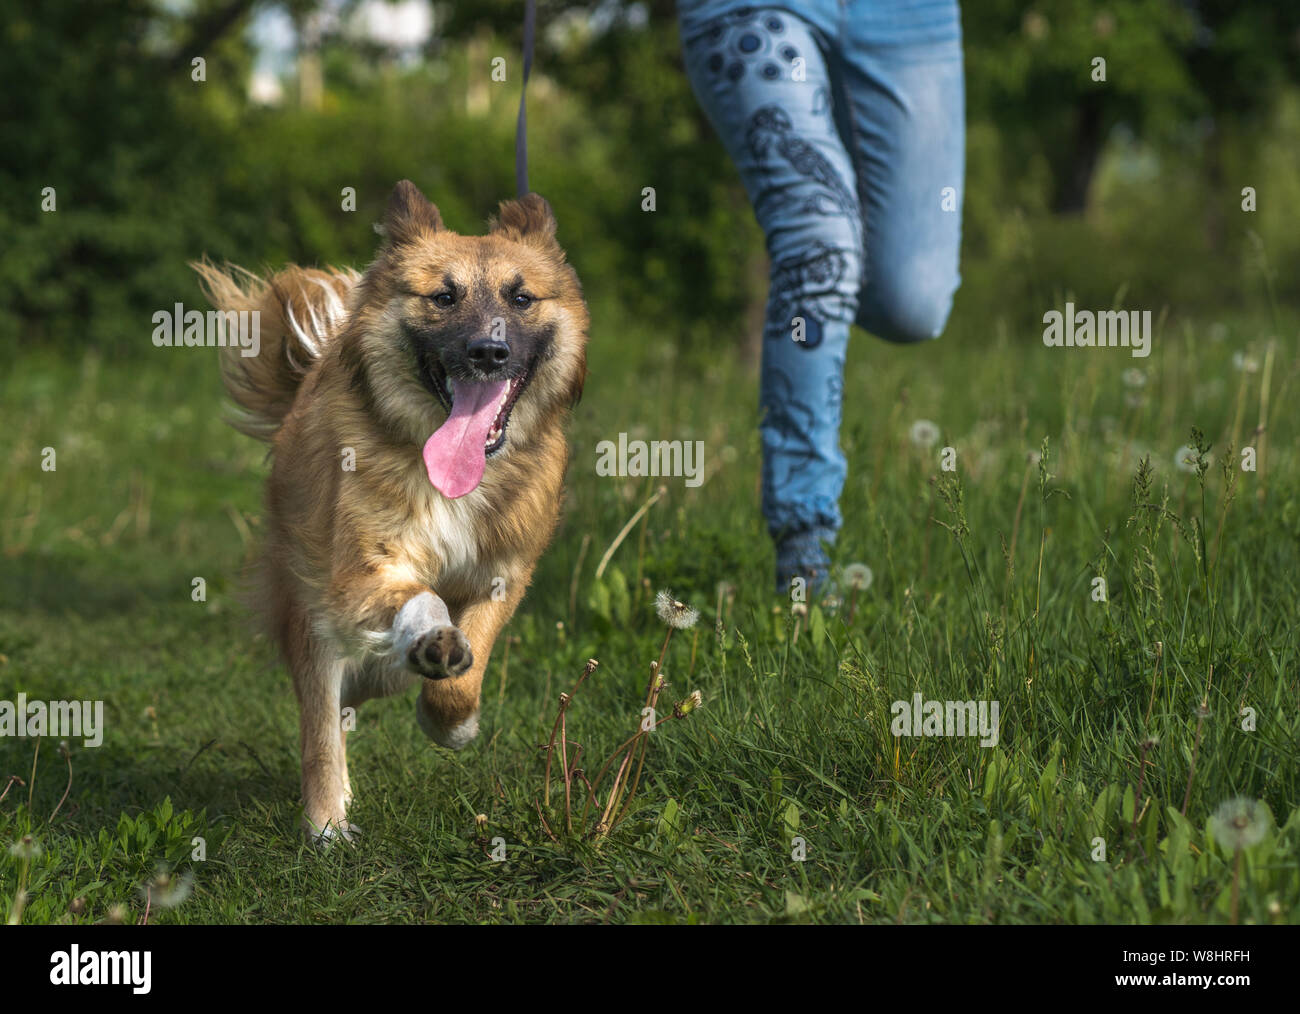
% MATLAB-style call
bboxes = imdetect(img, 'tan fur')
[195,181,588,842]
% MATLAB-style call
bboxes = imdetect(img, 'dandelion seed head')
[910,419,940,449]
[139,869,193,910]
[8,835,40,861]
[843,563,873,591]
[1122,368,1147,389]
[1210,796,1269,851]
[655,589,699,629]
[1175,445,1199,474]
[675,690,704,717]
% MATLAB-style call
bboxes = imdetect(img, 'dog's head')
[345,180,588,498]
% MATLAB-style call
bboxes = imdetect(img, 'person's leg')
[836,0,965,343]
[679,5,860,592]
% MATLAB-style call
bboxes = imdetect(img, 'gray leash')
[515,0,537,197]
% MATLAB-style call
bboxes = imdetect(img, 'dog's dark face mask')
[374,180,587,499]
[404,279,556,497]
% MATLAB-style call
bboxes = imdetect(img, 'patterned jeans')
[678,1,964,581]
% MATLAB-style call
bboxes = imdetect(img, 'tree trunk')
[1051,93,1105,214]
[1203,117,1225,254]
[296,12,324,111]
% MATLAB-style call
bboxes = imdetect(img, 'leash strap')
[515,0,537,197]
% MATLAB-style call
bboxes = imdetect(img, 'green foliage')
[4,0,1300,355]
[1,796,215,924]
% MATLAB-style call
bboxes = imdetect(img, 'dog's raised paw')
[408,625,473,679]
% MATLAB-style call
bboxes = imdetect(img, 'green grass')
[2,301,1298,924]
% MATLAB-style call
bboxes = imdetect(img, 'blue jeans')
[679,1,964,553]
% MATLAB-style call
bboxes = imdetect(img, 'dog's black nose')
[467,337,510,373]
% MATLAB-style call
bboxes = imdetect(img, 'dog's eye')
[512,293,533,309]
[431,292,456,308]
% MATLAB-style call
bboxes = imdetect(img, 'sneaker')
[774,525,836,597]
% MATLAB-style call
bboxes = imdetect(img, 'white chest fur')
[422,487,483,580]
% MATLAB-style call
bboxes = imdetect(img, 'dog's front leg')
[328,567,473,690]
[416,579,527,751]
[303,573,468,846]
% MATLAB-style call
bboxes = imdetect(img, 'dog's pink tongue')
[423,379,509,498]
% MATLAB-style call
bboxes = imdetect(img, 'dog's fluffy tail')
[191,260,362,441]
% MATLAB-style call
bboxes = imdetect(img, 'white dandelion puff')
[1174,445,1199,474]
[842,563,873,591]
[655,590,699,630]
[910,419,940,449]
[8,836,40,861]
[139,869,194,910]
[1210,797,1269,851]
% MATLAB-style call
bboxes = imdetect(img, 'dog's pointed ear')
[383,180,443,246]
[490,193,558,249]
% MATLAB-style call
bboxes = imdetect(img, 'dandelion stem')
[560,706,572,834]
[1230,849,1241,926]
[27,738,40,812]
[1181,703,1207,817]
[567,531,591,625]
[594,484,666,580]
[47,747,73,826]
[1144,641,1163,727]
[615,676,669,829]
[1133,740,1152,848]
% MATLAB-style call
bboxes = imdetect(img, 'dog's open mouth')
[420,359,535,498]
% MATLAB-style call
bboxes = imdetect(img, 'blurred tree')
[1179,1,1300,250]
[964,0,1198,214]
[2,0,1297,355]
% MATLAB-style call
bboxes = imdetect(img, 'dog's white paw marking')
[308,820,362,850]
[417,703,480,751]
[438,712,479,750]
[393,592,472,679]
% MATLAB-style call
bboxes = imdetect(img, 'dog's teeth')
[444,378,452,395]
